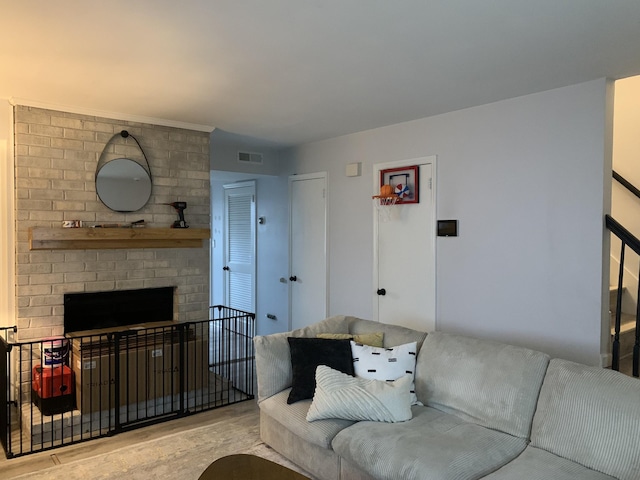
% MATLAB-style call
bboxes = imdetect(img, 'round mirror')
[96,158,152,212]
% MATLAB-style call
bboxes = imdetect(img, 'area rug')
[10,408,312,480]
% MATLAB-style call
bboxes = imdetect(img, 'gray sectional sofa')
[253,315,640,480]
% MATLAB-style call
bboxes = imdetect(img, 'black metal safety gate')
[0,306,255,458]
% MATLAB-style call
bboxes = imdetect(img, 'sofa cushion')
[254,315,352,403]
[317,332,384,347]
[259,389,355,449]
[347,317,428,350]
[530,359,640,480]
[351,340,420,405]
[483,446,616,480]
[307,366,412,423]
[260,412,346,480]
[332,405,527,480]
[287,337,354,404]
[414,332,549,438]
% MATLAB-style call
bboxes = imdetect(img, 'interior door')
[289,173,327,330]
[223,182,256,313]
[374,158,436,332]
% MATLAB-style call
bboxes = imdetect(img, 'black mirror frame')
[96,130,153,212]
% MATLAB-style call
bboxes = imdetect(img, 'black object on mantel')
[437,220,458,237]
[165,202,189,228]
[64,287,174,334]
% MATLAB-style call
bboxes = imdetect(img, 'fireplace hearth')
[64,287,175,334]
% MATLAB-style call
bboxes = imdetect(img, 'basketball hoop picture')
[380,165,419,204]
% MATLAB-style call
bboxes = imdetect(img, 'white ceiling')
[1,1,640,146]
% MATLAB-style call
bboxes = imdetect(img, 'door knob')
[289,275,297,282]
[377,288,386,296]
[223,266,230,271]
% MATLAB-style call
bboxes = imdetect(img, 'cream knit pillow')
[307,365,412,423]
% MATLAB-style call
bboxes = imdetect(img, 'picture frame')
[380,165,419,204]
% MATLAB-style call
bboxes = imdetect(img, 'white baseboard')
[601,353,612,368]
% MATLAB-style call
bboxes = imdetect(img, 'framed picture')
[380,165,419,204]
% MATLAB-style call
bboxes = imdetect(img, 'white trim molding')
[601,352,612,368]
[0,104,16,333]
[9,97,215,133]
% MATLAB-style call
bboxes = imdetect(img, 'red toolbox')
[32,364,75,415]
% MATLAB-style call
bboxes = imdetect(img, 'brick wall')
[14,106,211,341]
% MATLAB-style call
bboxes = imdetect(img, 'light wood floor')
[0,399,260,479]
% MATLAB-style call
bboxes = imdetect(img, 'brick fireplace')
[13,106,211,341]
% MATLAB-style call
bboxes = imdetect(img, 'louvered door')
[223,182,256,313]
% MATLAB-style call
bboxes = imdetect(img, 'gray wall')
[210,129,287,176]
[2,76,614,363]
[289,79,613,366]
[210,131,291,336]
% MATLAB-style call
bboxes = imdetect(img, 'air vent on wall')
[238,151,263,165]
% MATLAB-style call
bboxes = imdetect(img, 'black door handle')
[289,275,297,282]
[377,288,386,296]
[223,266,230,271]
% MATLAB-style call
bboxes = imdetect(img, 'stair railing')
[605,206,640,377]
[607,169,640,377]
[606,215,640,376]
[613,170,640,201]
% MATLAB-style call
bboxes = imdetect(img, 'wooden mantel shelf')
[29,227,210,250]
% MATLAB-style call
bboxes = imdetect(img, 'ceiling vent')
[238,151,263,165]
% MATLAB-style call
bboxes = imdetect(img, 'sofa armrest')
[530,359,640,480]
[253,315,351,403]
[254,331,293,403]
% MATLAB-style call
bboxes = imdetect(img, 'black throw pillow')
[287,337,355,404]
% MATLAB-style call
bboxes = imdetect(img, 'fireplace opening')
[64,287,175,334]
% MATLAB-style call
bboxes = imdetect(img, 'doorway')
[373,157,436,332]
[223,181,256,313]
[289,173,328,330]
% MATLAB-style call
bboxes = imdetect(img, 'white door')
[374,158,436,332]
[289,173,327,330]
[223,181,256,313]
